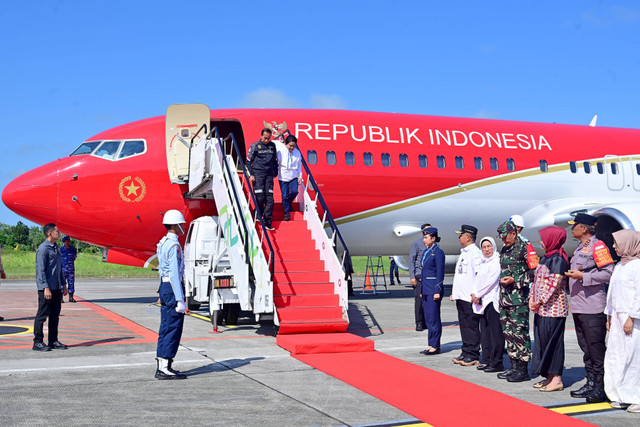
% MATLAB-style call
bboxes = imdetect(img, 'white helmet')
[163,209,186,225]
[509,214,525,228]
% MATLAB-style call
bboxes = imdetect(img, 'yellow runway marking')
[550,402,616,415]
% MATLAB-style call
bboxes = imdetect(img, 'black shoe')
[476,364,488,370]
[425,348,440,355]
[155,370,187,380]
[265,225,274,231]
[585,376,607,403]
[484,365,504,373]
[61,299,66,303]
[570,374,596,398]
[69,297,76,303]
[50,341,68,350]
[0,316,4,321]
[507,361,530,382]
[283,213,291,221]
[452,353,465,364]
[415,322,424,331]
[33,342,51,352]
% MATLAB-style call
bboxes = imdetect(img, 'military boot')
[497,359,516,379]
[507,360,530,383]
[155,357,186,380]
[167,358,187,378]
[570,372,595,398]
[586,375,607,403]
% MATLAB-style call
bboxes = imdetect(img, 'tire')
[186,295,201,311]
[224,304,240,325]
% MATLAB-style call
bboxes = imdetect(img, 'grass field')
[0,251,408,280]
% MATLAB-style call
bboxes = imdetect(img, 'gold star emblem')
[124,181,140,196]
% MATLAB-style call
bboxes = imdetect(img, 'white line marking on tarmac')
[0,359,204,374]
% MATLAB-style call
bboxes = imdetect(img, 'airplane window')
[71,141,101,156]
[418,154,427,168]
[326,151,337,165]
[596,162,604,174]
[345,151,355,166]
[399,154,409,167]
[611,162,619,175]
[94,140,122,160]
[437,155,446,169]
[636,164,640,175]
[507,158,516,171]
[490,157,499,171]
[307,150,317,164]
[569,161,577,173]
[455,156,464,169]
[539,160,548,172]
[118,140,146,159]
[381,153,391,167]
[474,157,483,170]
[363,152,373,166]
[583,162,591,174]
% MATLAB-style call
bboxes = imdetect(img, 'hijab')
[539,226,568,264]
[612,229,640,265]
[479,236,498,263]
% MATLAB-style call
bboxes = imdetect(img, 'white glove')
[176,300,187,313]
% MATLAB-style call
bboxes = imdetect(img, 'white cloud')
[309,94,348,109]
[238,88,301,108]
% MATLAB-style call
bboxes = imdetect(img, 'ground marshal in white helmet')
[509,214,528,242]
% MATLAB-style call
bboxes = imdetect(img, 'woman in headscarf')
[529,226,569,392]
[472,237,504,372]
[602,230,640,413]
[419,227,445,355]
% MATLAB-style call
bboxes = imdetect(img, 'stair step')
[277,333,375,354]
[272,239,316,252]
[273,249,320,261]
[273,294,339,307]
[274,282,334,295]
[274,260,325,272]
[277,320,348,335]
[274,271,330,284]
[277,306,343,322]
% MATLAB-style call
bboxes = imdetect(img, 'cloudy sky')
[1,0,639,225]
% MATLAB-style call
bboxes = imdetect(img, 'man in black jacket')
[246,128,278,230]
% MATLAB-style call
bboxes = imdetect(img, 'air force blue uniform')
[421,243,445,349]
[156,233,185,359]
[59,244,77,293]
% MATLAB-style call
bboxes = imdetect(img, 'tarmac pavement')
[0,276,636,426]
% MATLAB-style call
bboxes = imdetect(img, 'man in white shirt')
[451,224,483,366]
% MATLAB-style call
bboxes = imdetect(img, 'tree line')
[0,221,101,253]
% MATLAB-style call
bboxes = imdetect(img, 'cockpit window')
[70,141,101,156]
[118,140,146,159]
[94,141,122,160]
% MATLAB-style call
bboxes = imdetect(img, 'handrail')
[208,127,275,278]
[299,155,350,268]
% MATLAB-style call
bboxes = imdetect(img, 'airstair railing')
[299,155,350,269]
[209,127,275,278]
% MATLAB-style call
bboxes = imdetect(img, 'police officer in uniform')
[60,236,78,303]
[246,128,279,230]
[155,210,188,380]
[565,213,614,402]
[496,220,534,382]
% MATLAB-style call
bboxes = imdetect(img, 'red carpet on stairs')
[294,350,592,427]
[268,203,348,334]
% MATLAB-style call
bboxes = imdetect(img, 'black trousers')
[253,173,274,227]
[34,289,62,344]
[456,300,481,360]
[480,302,504,368]
[573,312,607,377]
[414,284,425,325]
[531,314,566,377]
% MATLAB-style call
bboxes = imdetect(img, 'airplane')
[3,106,639,269]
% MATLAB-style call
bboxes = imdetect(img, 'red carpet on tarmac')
[280,333,591,427]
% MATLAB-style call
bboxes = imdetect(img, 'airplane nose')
[2,161,59,225]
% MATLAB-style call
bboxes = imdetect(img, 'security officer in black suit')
[246,128,279,230]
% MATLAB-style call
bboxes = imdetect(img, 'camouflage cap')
[497,220,517,238]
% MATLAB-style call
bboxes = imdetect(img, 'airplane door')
[630,156,640,191]
[604,155,624,191]
[166,104,210,184]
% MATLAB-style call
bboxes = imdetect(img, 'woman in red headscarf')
[529,226,569,392]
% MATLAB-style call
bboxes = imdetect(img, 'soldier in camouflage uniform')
[496,220,534,382]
